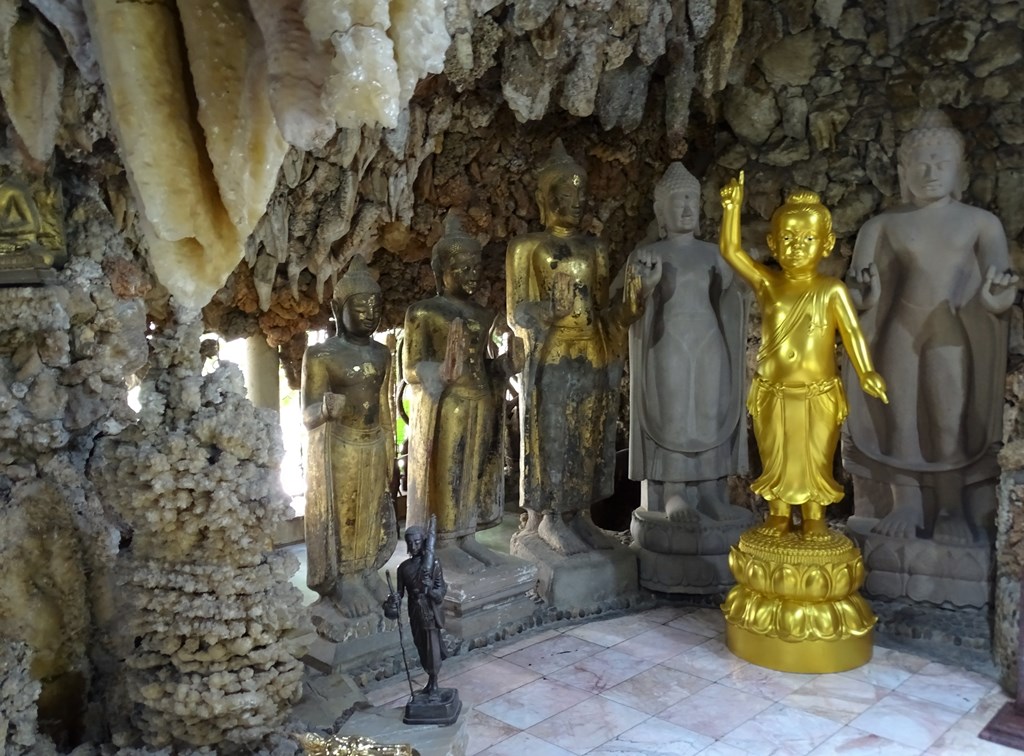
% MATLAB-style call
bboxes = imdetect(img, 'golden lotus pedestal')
[722,526,877,674]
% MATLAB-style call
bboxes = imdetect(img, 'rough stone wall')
[996,361,1024,692]
[202,0,1024,390]
[0,160,149,748]
[0,49,305,752]
[0,641,42,754]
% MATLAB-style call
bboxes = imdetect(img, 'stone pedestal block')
[848,517,992,608]
[509,531,640,610]
[631,507,756,594]
[307,601,403,683]
[437,544,539,640]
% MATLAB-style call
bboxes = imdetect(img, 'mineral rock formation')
[89,311,305,750]
[0,6,63,163]
[0,641,43,755]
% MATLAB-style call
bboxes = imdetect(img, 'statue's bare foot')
[538,513,590,556]
[570,510,618,550]
[801,518,831,539]
[757,514,791,536]
[666,495,704,524]
[365,573,391,604]
[933,513,978,546]
[872,505,923,539]
[459,537,499,567]
[335,576,376,618]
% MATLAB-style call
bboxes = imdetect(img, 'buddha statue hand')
[980,265,1019,314]
[859,371,888,404]
[551,270,574,320]
[848,263,881,310]
[633,247,663,293]
[322,392,347,418]
[440,317,466,385]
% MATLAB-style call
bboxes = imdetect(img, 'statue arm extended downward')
[506,237,553,338]
[402,306,445,400]
[833,285,888,403]
[301,350,330,429]
[719,173,770,291]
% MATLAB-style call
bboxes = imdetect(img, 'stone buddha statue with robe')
[402,214,538,635]
[843,110,1017,607]
[403,212,522,564]
[625,163,754,593]
[302,256,396,619]
[506,139,654,561]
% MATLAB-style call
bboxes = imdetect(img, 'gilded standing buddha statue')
[718,173,887,673]
[301,257,396,619]
[506,139,652,558]
[403,212,521,559]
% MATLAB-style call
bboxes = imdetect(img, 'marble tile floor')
[362,605,1017,756]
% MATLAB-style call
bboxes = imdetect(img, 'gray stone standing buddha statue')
[624,163,755,594]
[843,110,1018,608]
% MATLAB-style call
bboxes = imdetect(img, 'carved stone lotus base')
[631,507,756,594]
[847,516,992,608]
[722,527,876,673]
[510,530,640,610]
[435,541,539,641]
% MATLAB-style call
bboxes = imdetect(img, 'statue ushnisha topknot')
[334,255,381,306]
[537,138,585,194]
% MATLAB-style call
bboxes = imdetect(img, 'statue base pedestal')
[847,517,992,608]
[307,600,402,683]
[509,530,640,610]
[404,687,462,726]
[980,702,1024,750]
[631,507,756,594]
[725,622,873,674]
[339,705,469,755]
[722,527,876,674]
[436,542,539,642]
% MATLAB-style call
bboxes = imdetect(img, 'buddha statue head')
[333,256,382,338]
[536,139,587,232]
[431,211,481,298]
[654,162,701,237]
[767,190,836,275]
[897,110,965,205]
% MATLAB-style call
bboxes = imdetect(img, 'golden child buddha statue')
[301,256,396,620]
[718,173,887,673]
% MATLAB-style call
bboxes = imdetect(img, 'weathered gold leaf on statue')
[293,731,419,756]
[0,174,66,284]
